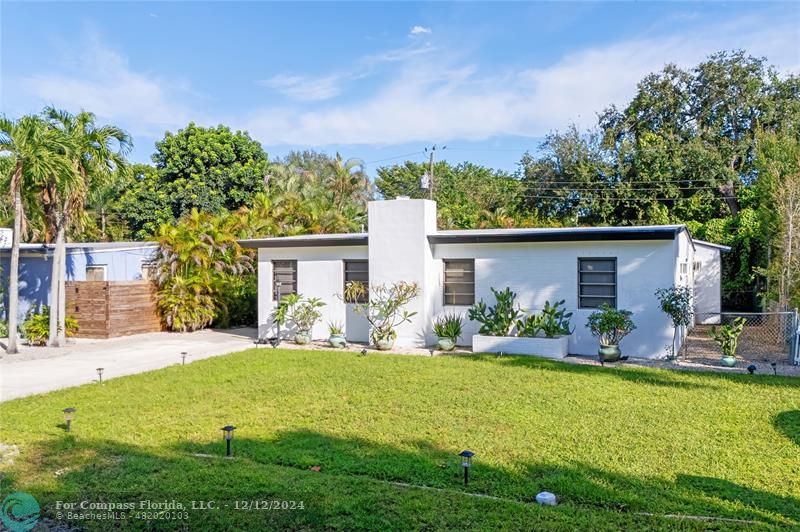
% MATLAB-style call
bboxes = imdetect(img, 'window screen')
[85,265,107,281]
[578,258,616,309]
[344,260,368,303]
[443,259,475,306]
[272,260,297,301]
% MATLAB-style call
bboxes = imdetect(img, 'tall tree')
[152,123,269,217]
[0,115,72,353]
[43,108,131,345]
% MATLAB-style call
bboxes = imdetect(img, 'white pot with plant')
[433,313,463,351]
[328,321,346,348]
[342,281,419,351]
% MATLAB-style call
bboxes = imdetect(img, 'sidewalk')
[0,328,256,402]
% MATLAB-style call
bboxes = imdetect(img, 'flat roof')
[11,241,158,251]
[428,225,686,244]
[240,225,687,248]
[693,239,732,252]
[240,233,368,248]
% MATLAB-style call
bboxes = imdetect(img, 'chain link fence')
[689,311,799,365]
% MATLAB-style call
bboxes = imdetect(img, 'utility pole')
[424,145,446,200]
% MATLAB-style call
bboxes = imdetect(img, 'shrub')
[468,287,521,336]
[213,273,257,328]
[586,304,636,346]
[343,281,419,346]
[709,317,746,358]
[655,286,693,358]
[516,300,573,338]
[21,306,78,346]
[274,294,326,333]
[433,313,463,341]
[328,321,344,336]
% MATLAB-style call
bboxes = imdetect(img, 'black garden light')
[181,352,188,365]
[63,407,76,432]
[222,425,236,457]
[747,364,757,374]
[96,367,104,383]
[771,362,778,375]
[459,449,475,485]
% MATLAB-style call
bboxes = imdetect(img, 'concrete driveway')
[0,328,256,402]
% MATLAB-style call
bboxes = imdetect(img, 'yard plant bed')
[0,349,798,530]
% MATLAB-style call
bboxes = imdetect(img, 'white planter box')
[472,334,569,359]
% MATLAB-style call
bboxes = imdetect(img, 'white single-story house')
[692,239,731,324]
[241,198,726,359]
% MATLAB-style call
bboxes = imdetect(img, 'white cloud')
[258,73,343,101]
[409,25,432,36]
[244,17,800,146]
[16,37,205,138]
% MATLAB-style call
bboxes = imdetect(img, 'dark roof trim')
[428,227,682,245]
[240,235,368,248]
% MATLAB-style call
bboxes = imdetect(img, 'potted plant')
[343,281,419,350]
[433,313,463,351]
[710,317,746,367]
[655,286,693,359]
[586,304,636,362]
[328,321,346,348]
[274,294,326,345]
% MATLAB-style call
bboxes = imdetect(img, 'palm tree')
[0,115,72,353]
[324,153,370,211]
[42,108,131,346]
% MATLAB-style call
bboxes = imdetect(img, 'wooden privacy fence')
[65,281,162,338]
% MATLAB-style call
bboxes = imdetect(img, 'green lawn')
[0,349,798,530]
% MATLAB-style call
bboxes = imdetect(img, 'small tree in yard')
[655,286,693,359]
[343,281,419,348]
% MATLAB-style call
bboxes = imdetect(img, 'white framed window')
[85,265,107,281]
[443,259,475,306]
[578,258,617,309]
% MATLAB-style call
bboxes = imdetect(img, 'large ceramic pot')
[598,344,621,362]
[437,337,456,352]
[294,331,311,345]
[329,334,347,348]
[721,356,736,367]
[375,337,395,351]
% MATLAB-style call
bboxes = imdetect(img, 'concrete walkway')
[0,328,256,402]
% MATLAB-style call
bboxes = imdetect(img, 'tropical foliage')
[432,313,463,342]
[655,286,694,358]
[21,306,78,346]
[586,305,637,347]
[468,287,521,336]
[709,317,747,358]
[343,281,420,346]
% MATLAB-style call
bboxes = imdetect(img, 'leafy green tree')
[43,107,131,346]
[0,114,73,353]
[152,123,269,216]
[375,161,534,229]
[117,164,175,239]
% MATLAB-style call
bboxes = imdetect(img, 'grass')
[0,348,798,530]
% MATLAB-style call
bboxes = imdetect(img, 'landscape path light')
[96,368,104,383]
[63,407,76,432]
[222,425,236,457]
[459,450,474,485]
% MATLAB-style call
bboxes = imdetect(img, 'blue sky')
[2,1,798,174]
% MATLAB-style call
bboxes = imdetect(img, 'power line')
[364,150,425,165]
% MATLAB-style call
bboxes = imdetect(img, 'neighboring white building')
[241,198,723,359]
[692,240,731,324]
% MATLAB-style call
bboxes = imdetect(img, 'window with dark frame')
[578,258,617,309]
[272,260,297,301]
[344,260,369,303]
[443,259,475,306]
